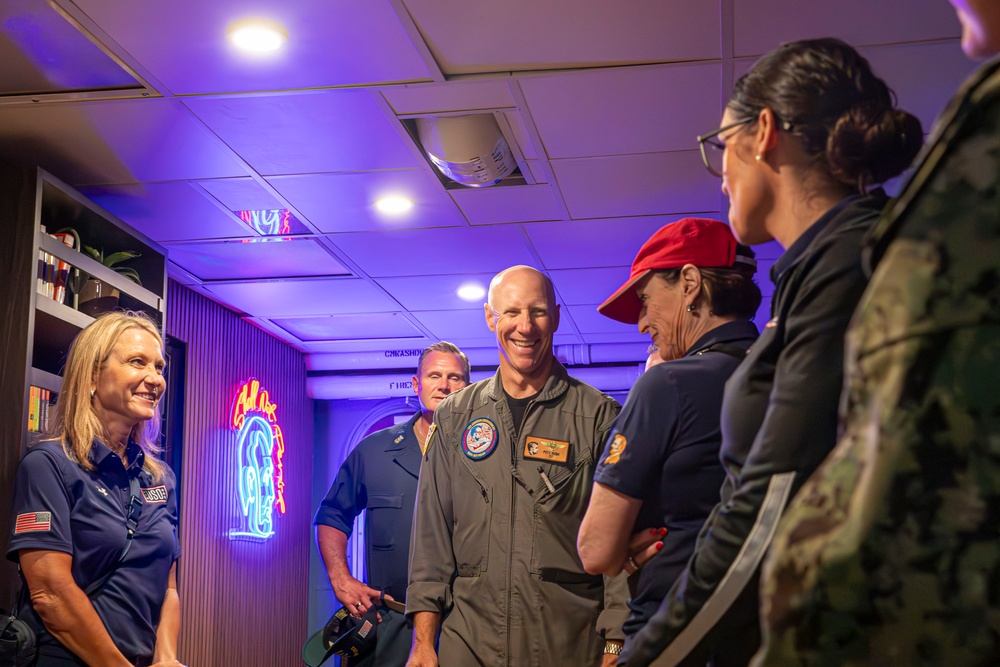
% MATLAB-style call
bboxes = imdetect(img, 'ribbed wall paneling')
[167,281,313,667]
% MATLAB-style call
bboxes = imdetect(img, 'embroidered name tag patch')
[141,485,168,503]
[15,512,51,533]
[523,436,570,463]
[462,417,498,460]
[603,434,627,465]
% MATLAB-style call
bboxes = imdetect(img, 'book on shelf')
[28,386,37,431]
[28,387,55,433]
[51,232,75,305]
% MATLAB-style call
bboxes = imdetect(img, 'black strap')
[83,473,143,596]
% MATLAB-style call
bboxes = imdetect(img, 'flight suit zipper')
[505,397,537,665]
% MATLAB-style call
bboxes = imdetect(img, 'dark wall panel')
[167,281,312,667]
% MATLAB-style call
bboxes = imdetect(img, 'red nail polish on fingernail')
[655,542,664,551]
[660,528,667,536]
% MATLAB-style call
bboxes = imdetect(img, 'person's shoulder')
[830,192,888,241]
[354,419,413,453]
[565,375,621,411]
[23,439,71,467]
[436,379,488,418]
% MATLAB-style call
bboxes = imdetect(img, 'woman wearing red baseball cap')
[624,38,923,667]
[578,216,760,664]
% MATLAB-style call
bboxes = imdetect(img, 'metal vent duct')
[415,114,516,187]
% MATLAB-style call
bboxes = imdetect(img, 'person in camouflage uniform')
[756,4,1000,665]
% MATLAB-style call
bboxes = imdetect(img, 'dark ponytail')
[730,38,923,190]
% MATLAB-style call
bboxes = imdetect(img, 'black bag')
[0,605,37,667]
[0,473,143,665]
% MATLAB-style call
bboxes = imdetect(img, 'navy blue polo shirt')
[593,320,758,634]
[7,439,181,664]
[315,413,423,602]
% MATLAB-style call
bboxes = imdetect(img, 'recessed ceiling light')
[457,283,486,302]
[374,196,414,214]
[228,19,288,52]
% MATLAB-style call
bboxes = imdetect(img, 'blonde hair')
[44,311,167,482]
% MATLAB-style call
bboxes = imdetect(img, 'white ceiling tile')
[272,313,423,342]
[183,90,421,176]
[734,0,960,57]
[450,184,561,225]
[550,268,631,306]
[525,216,687,269]
[377,273,495,311]
[553,152,721,219]
[268,171,465,233]
[203,278,399,317]
[410,309,490,340]
[566,305,641,335]
[68,0,432,94]
[331,227,538,277]
[401,0,720,75]
[383,79,515,115]
[166,238,347,281]
[520,62,722,159]
[80,181,250,242]
[196,178,282,211]
[0,99,247,185]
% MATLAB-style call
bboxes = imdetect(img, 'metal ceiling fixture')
[415,113,516,187]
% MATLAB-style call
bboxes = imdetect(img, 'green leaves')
[82,245,142,285]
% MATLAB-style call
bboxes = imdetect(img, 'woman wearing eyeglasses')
[622,38,922,666]
[757,3,1000,664]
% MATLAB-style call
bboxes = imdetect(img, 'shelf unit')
[0,163,167,604]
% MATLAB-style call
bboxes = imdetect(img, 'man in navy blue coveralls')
[314,342,470,666]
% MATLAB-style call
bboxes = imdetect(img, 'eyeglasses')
[697,118,752,178]
[697,116,796,178]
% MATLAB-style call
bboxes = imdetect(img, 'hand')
[405,641,439,667]
[332,573,386,620]
[150,661,186,667]
[602,653,620,666]
[623,527,666,575]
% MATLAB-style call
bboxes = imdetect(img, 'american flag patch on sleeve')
[15,512,52,533]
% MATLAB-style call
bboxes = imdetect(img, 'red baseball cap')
[597,217,750,324]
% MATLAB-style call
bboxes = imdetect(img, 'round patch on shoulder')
[462,417,498,460]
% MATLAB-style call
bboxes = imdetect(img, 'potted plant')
[77,245,142,317]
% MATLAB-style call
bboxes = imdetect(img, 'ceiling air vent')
[414,114,517,188]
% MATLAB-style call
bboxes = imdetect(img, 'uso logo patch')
[141,485,168,504]
[462,417,498,460]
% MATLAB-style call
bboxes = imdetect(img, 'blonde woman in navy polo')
[7,312,183,667]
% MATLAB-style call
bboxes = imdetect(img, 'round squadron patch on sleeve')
[462,417,498,460]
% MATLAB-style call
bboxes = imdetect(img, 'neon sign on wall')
[229,378,287,541]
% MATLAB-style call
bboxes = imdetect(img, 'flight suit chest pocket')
[531,460,593,573]
[366,494,403,549]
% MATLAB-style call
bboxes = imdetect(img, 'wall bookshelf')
[0,163,168,604]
